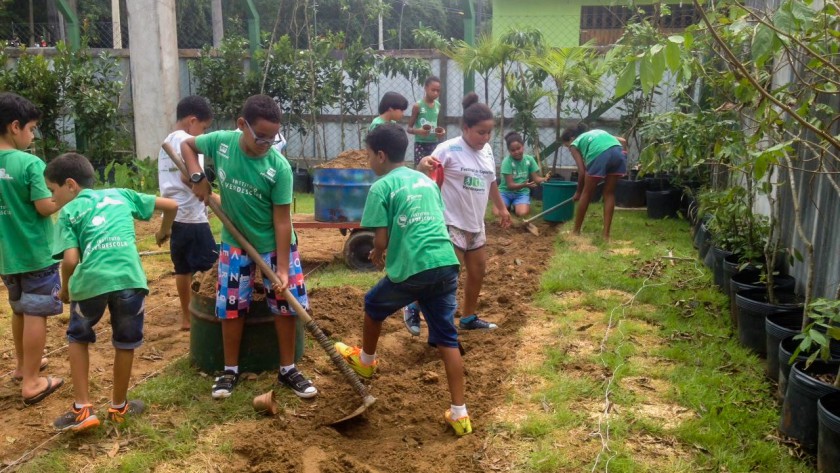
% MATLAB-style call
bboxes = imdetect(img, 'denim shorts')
[170,222,218,275]
[215,241,309,319]
[586,145,627,178]
[501,191,531,208]
[67,289,146,349]
[365,265,459,348]
[1,264,62,316]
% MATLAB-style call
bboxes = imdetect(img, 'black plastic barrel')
[735,289,803,357]
[765,311,804,383]
[780,360,840,451]
[818,392,840,472]
[615,179,646,208]
[646,189,681,219]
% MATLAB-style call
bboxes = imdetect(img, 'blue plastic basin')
[313,168,378,222]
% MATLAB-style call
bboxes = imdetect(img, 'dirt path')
[0,218,560,471]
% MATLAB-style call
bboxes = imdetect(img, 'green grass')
[512,204,813,472]
[20,357,291,472]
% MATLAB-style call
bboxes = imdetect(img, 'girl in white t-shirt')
[414,93,511,332]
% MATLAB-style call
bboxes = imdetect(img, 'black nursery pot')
[818,392,840,473]
[728,271,796,328]
[615,178,647,208]
[735,288,803,357]
[646,189,682,219]
[765,311,804,383]
[693,220,710,251]
[778,336,840,402]
[779,360,840,452]
[711,246,734,289]
[722,253,749,297]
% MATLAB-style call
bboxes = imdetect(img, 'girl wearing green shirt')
[561,123,628,241]
[407,76,445,165]
[499,132,545,217]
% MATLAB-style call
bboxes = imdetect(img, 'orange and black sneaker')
[53,404,100,432]
[107,400,145,424]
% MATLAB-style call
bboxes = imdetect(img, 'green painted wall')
[491,0,672,47]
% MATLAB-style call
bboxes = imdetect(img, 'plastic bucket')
[817,392,840,472]
[780,360,840,451]
[729,272,796,328]
[189,290,304,373]
[313,168,378,222]
[541,181,577,223]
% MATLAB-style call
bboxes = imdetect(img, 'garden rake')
[162,142,375,424]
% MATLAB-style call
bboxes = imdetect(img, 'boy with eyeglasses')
[180,94,318,400]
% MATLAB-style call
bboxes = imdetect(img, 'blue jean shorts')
[365,265,459,348]
[1,264,62,316]
[501,191,531,208]
[586,146,627,178]
[67,289,146,349]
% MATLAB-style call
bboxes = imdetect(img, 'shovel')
[162,143,376,424]
[519,196,575,236]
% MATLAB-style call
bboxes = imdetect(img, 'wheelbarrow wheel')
[344,230,376,271]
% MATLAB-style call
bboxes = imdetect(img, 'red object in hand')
[431,161,444,188]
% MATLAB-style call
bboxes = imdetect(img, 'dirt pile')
[314,149,369,169]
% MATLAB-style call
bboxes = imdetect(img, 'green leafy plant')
[791,298,840,387]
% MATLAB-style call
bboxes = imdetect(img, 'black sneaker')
[107,399,145,424]
[277,367,318,399]
[211,370,238,399]
[459,314,498,331]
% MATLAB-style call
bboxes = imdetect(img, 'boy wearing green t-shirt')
[334,123,472,436]
[368,92,408,132]
[45,153,178,432]
[0,92,64,406]
[407,76,445,165]
[181,94,318,400]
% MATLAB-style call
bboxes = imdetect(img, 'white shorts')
[448,225,486,252]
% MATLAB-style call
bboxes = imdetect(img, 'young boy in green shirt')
[368,92,408,132]
[334,123,472,436]
[181,94,318,400]
[45,153,178,431]
[0,92,64,406]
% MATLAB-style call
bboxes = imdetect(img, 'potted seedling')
[779,299,840,451]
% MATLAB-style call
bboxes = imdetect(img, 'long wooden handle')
[523,196,575,224]
[161,142,373,402]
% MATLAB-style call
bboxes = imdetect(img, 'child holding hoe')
[181,94,318,400]
[158,95,217,331]
[335,123,473,436]
[46,153,178,431]
[0,92,64,406]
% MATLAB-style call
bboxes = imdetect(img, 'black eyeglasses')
[244,120,283,146]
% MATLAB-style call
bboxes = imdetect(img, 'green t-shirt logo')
[463,175,484,190]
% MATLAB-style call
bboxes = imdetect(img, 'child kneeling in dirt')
[45,153,178,432]
[334,123,472,436]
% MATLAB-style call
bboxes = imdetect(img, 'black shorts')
[170,222,218,274]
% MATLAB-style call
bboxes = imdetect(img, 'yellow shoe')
[334,342,377,379]
[445,409,473,436]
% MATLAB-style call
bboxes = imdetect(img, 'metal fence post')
[55,0,80,50]
[245,0,260,72]
[460,0,475,94]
